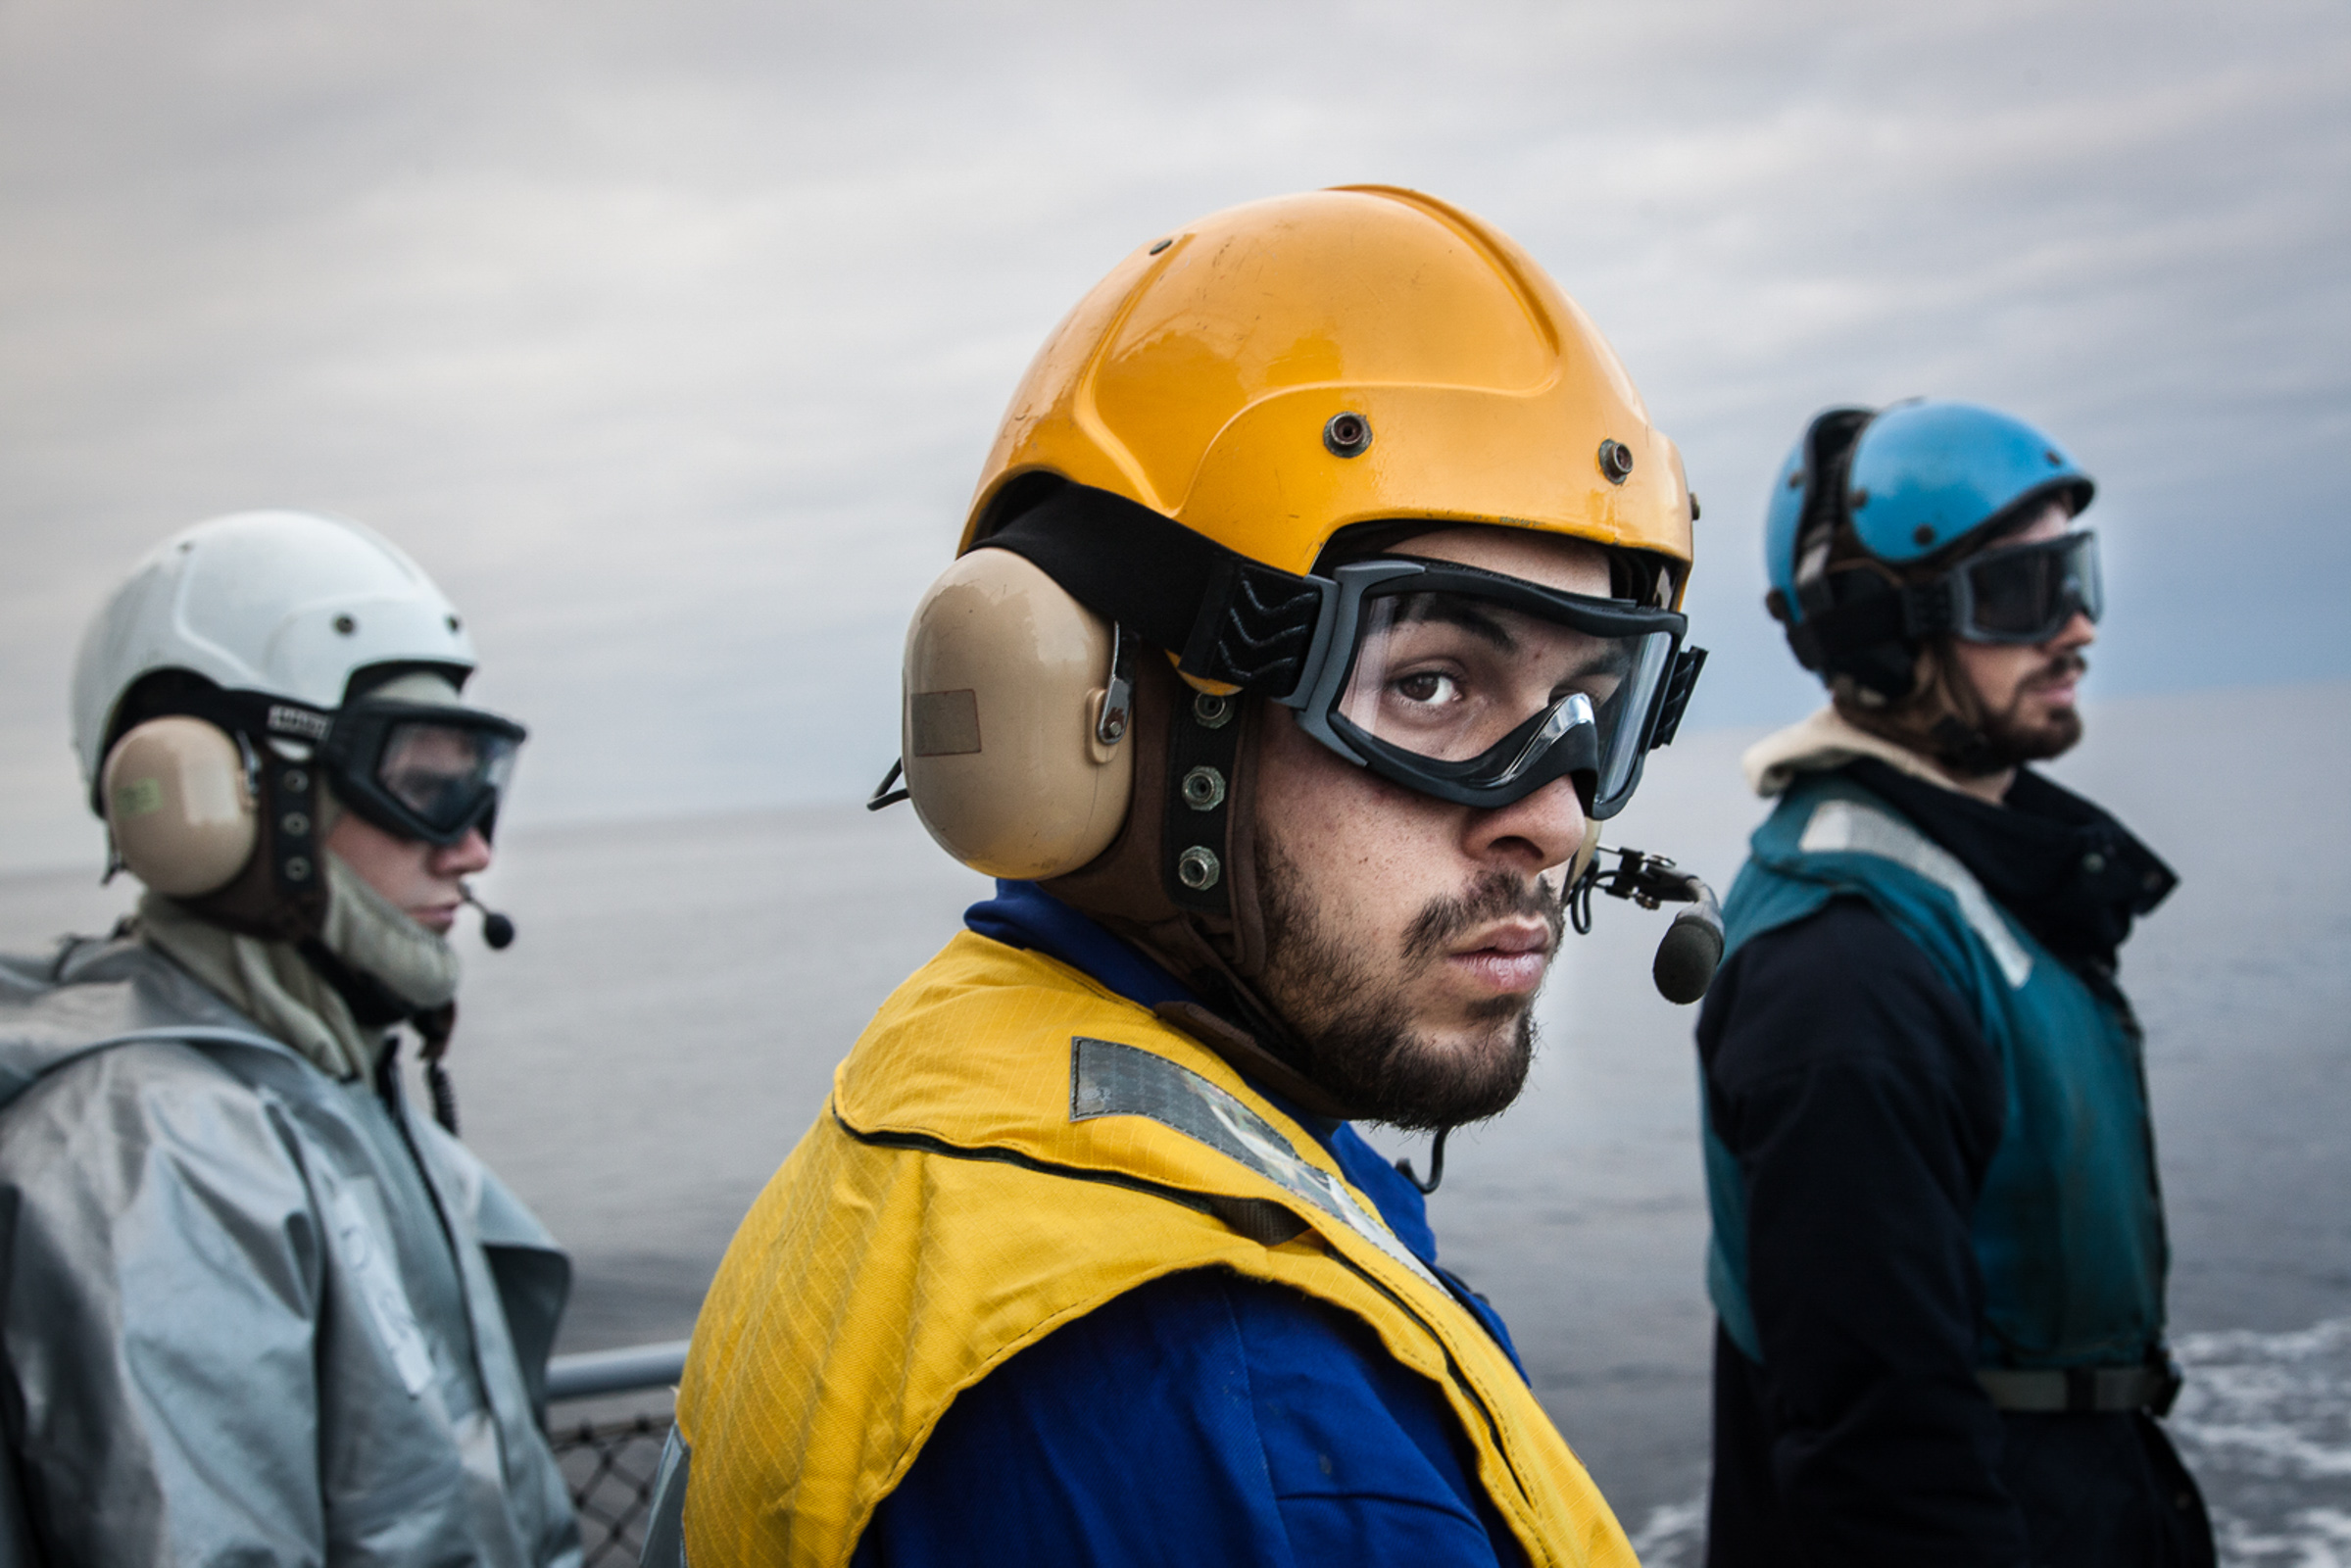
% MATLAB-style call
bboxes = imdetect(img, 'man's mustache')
[1402,871,1565,964]
[2021,650,2088,691]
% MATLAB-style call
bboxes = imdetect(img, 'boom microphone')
[460,887,515,951]
[1566,846,1725,1004]
[1650,885,1724,1005]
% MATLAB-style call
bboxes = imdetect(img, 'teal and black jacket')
[1696,758,2197,1566]
[1705,767,2169,1370]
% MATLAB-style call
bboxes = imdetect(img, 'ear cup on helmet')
[101,716,258,897]
[903,550,1135,880]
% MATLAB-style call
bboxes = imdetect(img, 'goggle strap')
[1785,583,1911,670]
[982,482,1328,699]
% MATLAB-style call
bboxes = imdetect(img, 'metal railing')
[545,1341,689,1567]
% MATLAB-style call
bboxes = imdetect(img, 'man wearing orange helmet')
[648,187,1707,1568]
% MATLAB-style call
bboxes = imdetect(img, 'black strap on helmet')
[977,481,1334,701]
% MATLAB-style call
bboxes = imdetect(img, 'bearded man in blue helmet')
[1695,402,2213,1565]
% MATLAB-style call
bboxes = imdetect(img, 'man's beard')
[1976,650,2088,768]
[1254,841,1559,1130]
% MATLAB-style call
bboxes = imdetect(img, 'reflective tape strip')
[1798,797,2033,988]
[1070,1036,1442,1292]
[1978,1364,2180,1414]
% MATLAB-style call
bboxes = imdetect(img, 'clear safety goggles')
[320,702,526,847]
[1941,529,2102,645]
[1281,559,1688,817]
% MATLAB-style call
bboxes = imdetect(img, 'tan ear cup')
[903,549,1135,879]
[101,716,258,897]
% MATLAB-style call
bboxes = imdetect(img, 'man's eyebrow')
[1553,643,1631,698]
[1392,596,1518,654]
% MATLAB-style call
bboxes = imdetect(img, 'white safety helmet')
[72,510,477,788]
[73,511,524,930]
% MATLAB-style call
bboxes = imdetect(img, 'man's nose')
[2049,608,2096,652]
[430,827,494,878]
[1464,774,1590,875]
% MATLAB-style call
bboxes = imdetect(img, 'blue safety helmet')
[1764,400,2096,698]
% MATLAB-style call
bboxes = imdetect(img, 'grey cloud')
[3,0,2344,866]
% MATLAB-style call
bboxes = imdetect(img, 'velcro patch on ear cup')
[102,716,259,898]
[909,690,983,757]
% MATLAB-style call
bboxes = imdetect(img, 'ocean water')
[5,681,2347,1562]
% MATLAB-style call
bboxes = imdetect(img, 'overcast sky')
[4,0,2345,869]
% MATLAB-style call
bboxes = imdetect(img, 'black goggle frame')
[979,481,1708,821]
[318,700,527,848]
[1282,558,1690,816]
[1936,529,2103,646]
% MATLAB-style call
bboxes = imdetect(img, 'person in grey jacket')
[0,510,579,1566]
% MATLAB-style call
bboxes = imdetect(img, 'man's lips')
[2024,661,2085,708]
[413,901,461,933]
[1445,920,1554,993]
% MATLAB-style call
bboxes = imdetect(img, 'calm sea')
[6,682,2347,1562]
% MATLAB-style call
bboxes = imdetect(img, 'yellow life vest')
[673,931,1637,1568]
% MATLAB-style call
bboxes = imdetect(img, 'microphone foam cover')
[1652,910,1724,1005]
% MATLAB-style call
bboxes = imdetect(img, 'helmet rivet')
[333,614,357,635]
[1191,692,1235,729]
[1177,846,1222,891]
[1181,765,1227,811]
[447,614,462,633]
[1597,439,1635,483]
[2046,450,2063,466]
[1787,470,1804,491]
[2082,851,2107,874]
[283,769,308,793]
[1149,237,1173,256]
[1913,524,1936,547]
[279,811,311,838]
[283,856,313,882]
[1323,412,1372,458]
[1849,488,1870,510]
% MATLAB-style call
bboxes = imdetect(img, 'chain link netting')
[549,1409,671,1566]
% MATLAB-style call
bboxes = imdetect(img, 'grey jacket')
[0,936,580,1567]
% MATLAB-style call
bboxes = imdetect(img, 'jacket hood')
[1742,706,1978,800]
[0,938,270,1113]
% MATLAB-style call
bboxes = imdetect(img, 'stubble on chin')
[1256,842,1556,1131]
[1981,652,2088,766]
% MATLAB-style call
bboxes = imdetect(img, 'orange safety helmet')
[965,184,1694,587]
[898,186,1703,931]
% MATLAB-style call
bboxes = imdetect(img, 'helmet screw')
[333,614,357,635]
[1597,439,1634,484]
[1176,846,1222,891]
[280,811,311,838]
[447,614,463,633]
[1181,765,1227,812]
[1149,237,1173,256]
[1849,488,1870,510]
[1913,524,1936,547]
[283,856,313,882]
[1323,412,1373,458]
[283,769,309,793]
[1191,692,1235,729]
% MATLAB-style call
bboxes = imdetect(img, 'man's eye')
[1394,671,1458,705]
